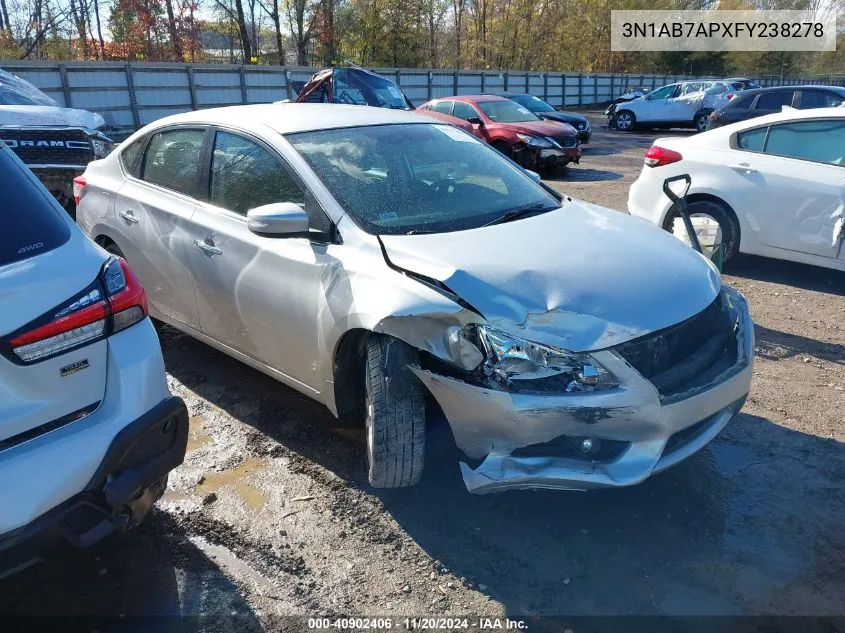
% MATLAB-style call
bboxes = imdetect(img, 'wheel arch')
[332,328,371,425]
[662,192,743,251]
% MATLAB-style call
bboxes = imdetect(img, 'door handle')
[194,239,223,256]
[119,210,139,224]
[730,163,757,173]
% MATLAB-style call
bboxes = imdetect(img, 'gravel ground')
[3,111,845,630]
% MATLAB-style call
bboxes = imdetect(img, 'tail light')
[644,145,683,168]
[5,257,148,364]
[726,93,736,101]
[72,176,86,206]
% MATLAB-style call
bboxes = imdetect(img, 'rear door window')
[119,135,147,177]
[141,128,205,196]
[0,147,70,266]
[753,91,795,113]
[800,90,844,109]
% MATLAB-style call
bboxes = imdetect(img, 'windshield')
[513,95,556,113]
[287,124,559,235]
[478,100,539,123]
[332,68,410,110]
[0,69,59,107]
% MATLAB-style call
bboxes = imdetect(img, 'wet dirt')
[2,112,844,627]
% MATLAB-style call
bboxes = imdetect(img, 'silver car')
[76,104,753,494]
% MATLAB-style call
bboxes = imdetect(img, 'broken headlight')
[475,326,617,392]
[92,136,114,159]
[516,133,556,149]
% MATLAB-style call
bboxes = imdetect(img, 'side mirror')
[467,116,484,126]
[524,169,542,183]
[247,202,309,236]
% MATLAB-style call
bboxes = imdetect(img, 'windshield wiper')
[481,202,556,227]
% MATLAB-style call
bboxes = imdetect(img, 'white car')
[613,80,724,133]
[628,107,845,271]
[0,143,187,577]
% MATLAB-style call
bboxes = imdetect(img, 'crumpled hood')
[506,119,577,138]
[0,105,105,131]
[379,200,722,352]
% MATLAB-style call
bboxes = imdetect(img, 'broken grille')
[615,293,738,400]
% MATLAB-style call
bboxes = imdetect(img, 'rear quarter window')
[0,146,71,266]
[119,135,147,176]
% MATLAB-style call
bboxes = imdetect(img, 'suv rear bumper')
[0,396,187,578]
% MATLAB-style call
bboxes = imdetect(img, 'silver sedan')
[76,104,753,493]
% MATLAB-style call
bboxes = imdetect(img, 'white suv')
[613,81,721,132]
[0,144,187,578]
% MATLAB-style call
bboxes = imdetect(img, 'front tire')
[614,110,635,131]
[364,335,426,488]
[493,140,513,159]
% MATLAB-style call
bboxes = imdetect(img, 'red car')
[419,95,580,172]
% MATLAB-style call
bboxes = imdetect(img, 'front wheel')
[614,110,636,131]
[662,199,740,262]
[492,140,513,159]
[364,335,426,488]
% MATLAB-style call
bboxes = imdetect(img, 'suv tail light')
[726,93,736,101]
[5,257,148,364]
[644,145,683,168]
[72,176,86,206]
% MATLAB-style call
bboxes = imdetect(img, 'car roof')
[695,106,845,142]
[738,85,845,95]
[450,95,510,103]
[142,103,436,135]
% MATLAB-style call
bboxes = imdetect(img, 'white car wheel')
[615,110,635,131]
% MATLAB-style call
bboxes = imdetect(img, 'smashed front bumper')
[514,145,580,170]
[414,287,754,494]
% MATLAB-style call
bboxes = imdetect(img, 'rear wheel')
[104,242,124,258]
[662,199,740,262]
[614,110,635,131]
[694,111,710,133]
[364,335,425,488]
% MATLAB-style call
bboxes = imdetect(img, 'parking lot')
[3,112,844,628]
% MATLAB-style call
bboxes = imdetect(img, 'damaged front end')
[410,286,753,494]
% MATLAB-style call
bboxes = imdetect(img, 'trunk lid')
[379,200,721,352]
[0,223,108,448]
